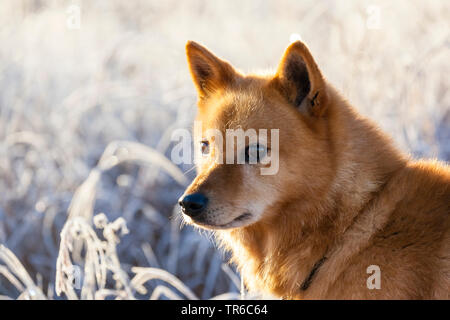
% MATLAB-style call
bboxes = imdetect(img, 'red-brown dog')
[179,40,450,299]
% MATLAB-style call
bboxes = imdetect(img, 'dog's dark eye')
[200,140,210,155]
[245,143,267,163]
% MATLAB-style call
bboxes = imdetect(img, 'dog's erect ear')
[272,41,328,116]
[186,41,237,100]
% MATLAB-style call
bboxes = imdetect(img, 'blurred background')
[0,0,448,299]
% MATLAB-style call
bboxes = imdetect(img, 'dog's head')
[179,40,334,230]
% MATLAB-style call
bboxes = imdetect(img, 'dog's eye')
[245,143,267,164]
[200,140,210,155]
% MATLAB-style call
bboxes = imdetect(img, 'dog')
[178,40,450,299]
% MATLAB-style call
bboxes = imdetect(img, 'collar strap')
[300,256,327,291]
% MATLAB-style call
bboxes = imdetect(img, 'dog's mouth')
[191,212,253,230]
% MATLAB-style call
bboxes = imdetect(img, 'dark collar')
[300,256,327,291]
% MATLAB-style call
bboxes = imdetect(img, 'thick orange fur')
[183,40,450,299]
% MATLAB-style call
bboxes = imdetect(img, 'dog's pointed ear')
[186,41,237,100]
[272,41,328,116]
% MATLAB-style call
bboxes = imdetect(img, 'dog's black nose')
[178,193,208,217]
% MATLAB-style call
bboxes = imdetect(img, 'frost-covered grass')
[0,0,448,299]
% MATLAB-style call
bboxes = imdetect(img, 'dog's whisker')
[183,166,196,175]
